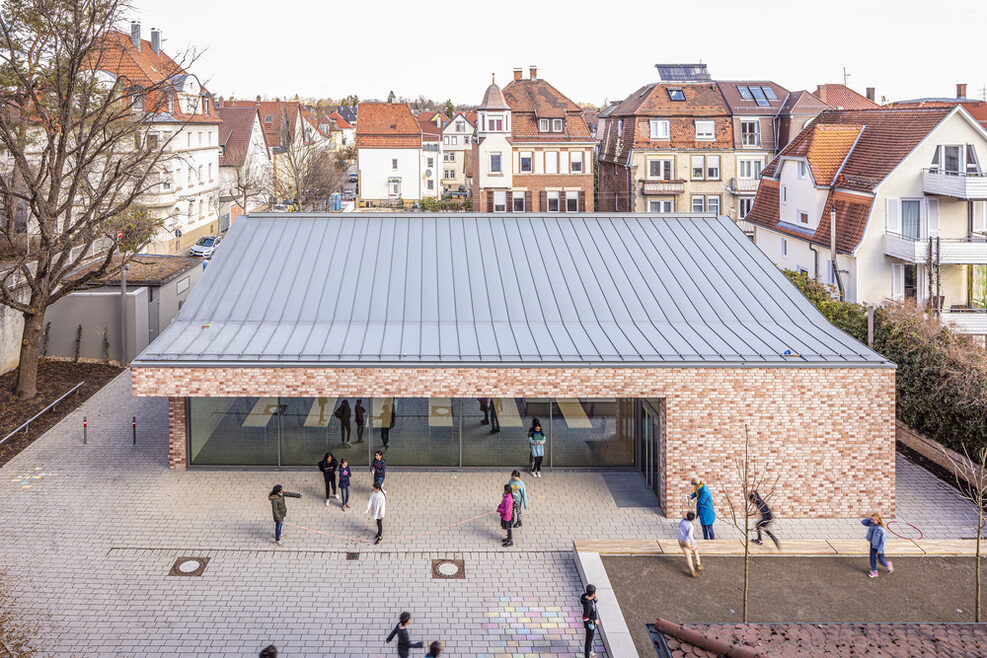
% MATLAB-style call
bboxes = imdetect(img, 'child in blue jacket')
[862,514,893,578]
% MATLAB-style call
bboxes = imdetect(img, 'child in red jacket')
[497,484,515,547]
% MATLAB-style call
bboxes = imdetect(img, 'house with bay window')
[745,106,987,337]
[473,67,595,212]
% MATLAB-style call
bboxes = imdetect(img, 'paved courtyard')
[0,371,979,655]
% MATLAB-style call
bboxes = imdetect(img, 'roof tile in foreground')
[132,213,892,369]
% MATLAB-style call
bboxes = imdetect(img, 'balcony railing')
[884,232,987,265]
[641,179,685,195]
[922,168,987,199]
[728,177,759,194]
[942,306,987,335]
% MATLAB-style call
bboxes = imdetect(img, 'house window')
[147,133,159,150]
[451,136,458,145]
[695,120,715,141]
[456,121,465,131]
[798,161,808,179]
[493,190,507,212]
[667,88,685,101]
[490,152,502,173]
[617,119,623,138]
[427,158,434,167]
[545,151,559,174]
[737,86,753,100]
[708,195,720,215]
[570,151,584,173]
[512,192,525,212]
[944,145,961,174]
[392,158,398,169]
[648,159,673,179]
[547,191,560,212]
[798,210,809,225]
[520,152,533,173]
[187,133,191,148]
[427,179,434,190]
[739,159,763,179]
[649,200,673,213]
[208,163,213,180]
[780,184,788,204]
[706,155,720,180]
[739,197,754,218]
[488,116,503,131]
[901,199,921,239]
[443,136,450,145]
[741,120,761,146]
[539,119,550,132]
[649,119,670,140]
[566,191,579,212]
[198,132,203,146]
[197,165,203,184]
[552,119,563,132]
[264,115,272,123]
[691,156,705,180]
[781,237,788,257]
[967,145,980,175]
[692,195,705,212]
[198,199,204,218]
[444,169,454,179]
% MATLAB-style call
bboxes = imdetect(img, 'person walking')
[479,397,490,425]
[318,452,338,506]
[335,399,352,447]
[678,511,703,577]
[749,490,780,548]
[488,398,500,434]
[371,450,387,489]
[354,399,367,443]
[580,584,599,658]
[268,484,301,545]
[498,484,515,547]
[862,514,893,578]
[379,399,396,447]
[338,458,352,510]
[689,477,716,539]
[528,419,546,477]
[425,640,443,657]
[385,611,423,658]
[508,470,528,528]
[366,482,386,544]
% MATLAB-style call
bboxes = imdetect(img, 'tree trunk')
[977,511,982,623]
[15,303,46,400]
[743,513,750,623]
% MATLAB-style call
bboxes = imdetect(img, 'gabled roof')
[133,213,890,369]
[501,77,593,142]
[416,116,444,138]
[609,82,730,117]
[814,84,880,110]
[355,103,421,148]
[324,111,353,130]
[781,124,864,186]
[716,81,789,114]
[779,89,831,115]
[891,99,987,128]
[217,106,265,167]
[445,112,474,131]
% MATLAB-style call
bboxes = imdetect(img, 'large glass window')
[460,398,550,467]
[189,397,280,465]
[902,200,921,239]
[279,397,371,467]
[551,398,634,466]
[371,398,458,467]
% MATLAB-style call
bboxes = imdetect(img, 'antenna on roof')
[492,73,496,84]
[842,67,851,87]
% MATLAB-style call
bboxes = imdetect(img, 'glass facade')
[187,397,638,468]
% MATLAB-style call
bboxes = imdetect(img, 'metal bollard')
[132,416,136,446]
[83,416,87,445]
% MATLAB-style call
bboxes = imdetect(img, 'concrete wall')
[0,284,28,374]
[44,288,148,363]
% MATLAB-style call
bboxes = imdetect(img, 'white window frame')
[570,151,584,173]
[691,155,705,180]
[539,118,550,132]
[552,119,563,132]
[490,152,502,174]
[780,184,788,205]
[649,119,670,140]
[565,190,579,212]
[691,195,705,212]
[493,190,507,212]
[739,197,754,218]
[741,119,761,147]
[547,190,561,212]
[798,160,808,179]
[392,158,398,170]
[617,119,623,138]
[706,155,720,180]
[648,158,673,180]
[512,191,525,212]
[781,237,788,258]
[519,152,533,173]
[739,159,763,179]
[695,120,715,141]
[707,195,720,215]
[649,199,673,213]
[798,209,809,225]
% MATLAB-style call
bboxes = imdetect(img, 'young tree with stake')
[941,444,987,622]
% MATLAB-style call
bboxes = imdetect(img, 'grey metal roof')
[133,213,892,369]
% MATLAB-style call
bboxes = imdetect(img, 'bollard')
[83,416,87,445]
[132,416,136,446]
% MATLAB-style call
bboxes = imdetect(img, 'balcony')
[941,307,987,335]
[922,169,987,199]
[641,179,685,195]
[884,232,987,265]
[727,177,759,194]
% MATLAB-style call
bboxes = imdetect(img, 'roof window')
[750,87,770,107]
[761,86,777,100]
[737,86,753,100]
[667,88,686,101]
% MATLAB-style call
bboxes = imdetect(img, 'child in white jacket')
[678,511,703,577]
[366,482,386,545]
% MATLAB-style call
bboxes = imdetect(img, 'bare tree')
[279,140,346,211]
[227,149,272,215]
[941,444,987,622]
[0,0,198,399]
[723,424,779,622]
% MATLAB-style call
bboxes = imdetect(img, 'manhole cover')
[168,556,209,577]
[431,558,465,580]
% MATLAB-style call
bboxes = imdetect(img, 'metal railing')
[0,380,85,447]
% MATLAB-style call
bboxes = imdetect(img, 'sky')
[134,0,987,107]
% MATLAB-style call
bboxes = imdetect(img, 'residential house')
[595,102,619,149]
[745,106,987,336]
[473,67,595,213]
[216,106,272,227]
[815,83,882,110]
[355,102,424,207]
[441,112,474,193]
[93,23,222,254]
[892,83,987,130]
[323,110,355,148]
[416,115,443,199]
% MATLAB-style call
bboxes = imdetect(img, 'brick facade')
[134,365,895,518]
[476,172,596,212]
[167,396,186,470]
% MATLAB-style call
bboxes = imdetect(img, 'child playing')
[508,470,528,528]
[371,450,386,489]
[497,484,515,547]
[862,514,893,578]
[677,511,703,577]
[338,458,351,510]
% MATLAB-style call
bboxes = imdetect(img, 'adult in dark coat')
[335,400,352,446]
[354,399,367,443]
[268,484,301,545]
[386,612,423,658]
[318,452,338,504]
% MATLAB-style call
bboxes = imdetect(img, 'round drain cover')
[436,561,460,577]
[178,559,201,574]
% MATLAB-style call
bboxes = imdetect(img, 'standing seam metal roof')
[133,213,892,368]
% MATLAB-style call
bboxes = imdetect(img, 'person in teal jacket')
[689,477,716,539]
[508,470,528,528]
[528,419,546,477]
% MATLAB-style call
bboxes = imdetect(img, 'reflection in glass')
[551,398,634,466]
[279,397,369,466]
[371,398,457,466]
[460,398,550,467]
[188,397,279,465]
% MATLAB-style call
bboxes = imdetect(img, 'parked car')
[189,235,222,258]
[347,173,358,183]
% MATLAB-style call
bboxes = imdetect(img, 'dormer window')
[667,88,686,101]
[617,119,623,138]
[265,115,273,123]
[488,115,503,131]
[539,118,550,132]
[798,161,808,179]
[551,119,563,132]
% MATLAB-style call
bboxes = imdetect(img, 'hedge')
[783,269,987,454]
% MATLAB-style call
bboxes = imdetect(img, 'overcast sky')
[134,0,986,107]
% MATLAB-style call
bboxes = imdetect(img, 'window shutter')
[539,191,547,212]
[891,263,904,300]
[486,190,493,212]
[507,192,514,213]
[579,190,586,212]
[885,198,901,234]
[973,201,987,233]
[926,198,940,237]
[525,191,532,213]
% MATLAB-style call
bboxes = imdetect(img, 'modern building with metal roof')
[132,213,895,518]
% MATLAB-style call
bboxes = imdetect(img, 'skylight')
[737,86,753,100]
[762,86,777,100]
[750,87,770,106]
[667,88,685,101]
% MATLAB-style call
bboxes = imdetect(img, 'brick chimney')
[130,21,141,50]
[513,68,523,81]
[865,87,875,102]
[150,28,161,55]
[529,65,537,80]
[957,83,967,98]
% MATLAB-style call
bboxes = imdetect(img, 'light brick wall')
[167,397,186,470]
[134,366,895,518]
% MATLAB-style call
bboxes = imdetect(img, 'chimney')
[130,21,141,50]
[513,68,523,81]
[957,83,967,98]
[866,87,875,102]
[529,65,537,80]
[150,28,160,55]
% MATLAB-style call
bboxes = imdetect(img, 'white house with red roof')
[442,112,474,193]
[216,106,271,225]
[355,103,425,207]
